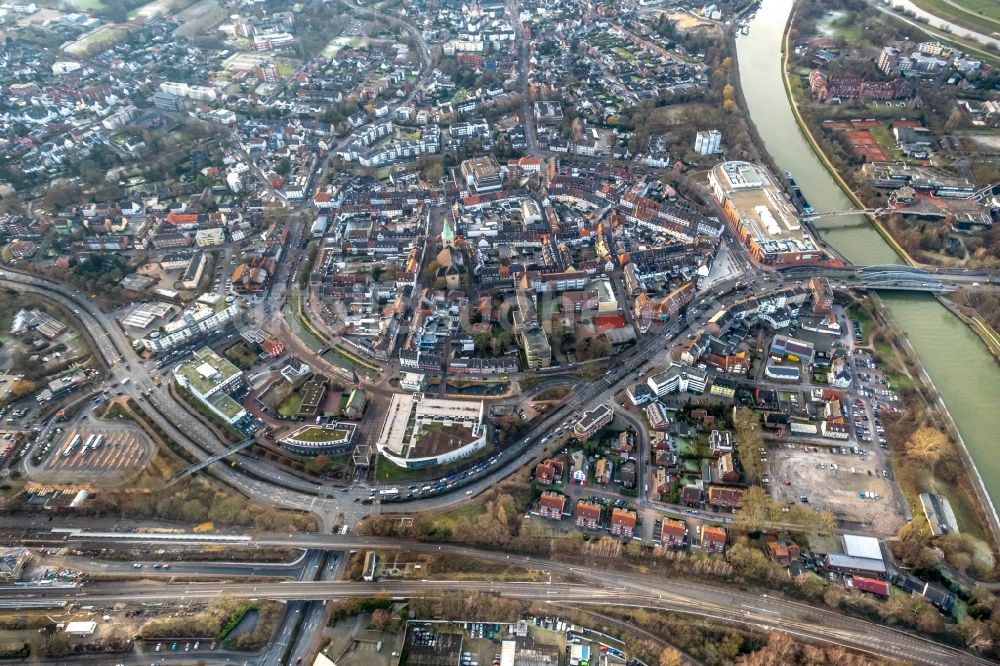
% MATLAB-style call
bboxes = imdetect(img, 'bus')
[64,435,81,457]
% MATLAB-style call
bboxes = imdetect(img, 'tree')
[905,427,949,465]
[40,633,71,658]
[736,486,771,532]
[7,379,36,399]
[727,539,777,582]
[371,609,392,631]
[732,407,764,483]
[658,647,683,666]
[42,182,83,212]
[793,572,826,600]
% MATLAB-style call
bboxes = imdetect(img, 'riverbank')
[765,2,1000,555]
[937,295,1000,359]
[865,294,1000,559]
[779,6,916,266]
[779,3,1000,366]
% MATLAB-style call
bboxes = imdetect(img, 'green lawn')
[64,0,106,11]
[374,445,495,483]
[375,456,433,482]
[910,0,1000,34]
[847,304,874,344]
[827,13,863,41]
[277,393,302,419]
[869,125,904,161]
[224,342,259,370]
[290,426,351,443]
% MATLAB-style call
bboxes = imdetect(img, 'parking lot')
[768,443,908,535]
[34,426,151,483]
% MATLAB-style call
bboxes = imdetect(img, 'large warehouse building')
[709,161,829,267]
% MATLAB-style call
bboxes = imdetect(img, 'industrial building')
[709,161,825,266]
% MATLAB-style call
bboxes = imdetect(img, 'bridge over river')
[782,263,999,293]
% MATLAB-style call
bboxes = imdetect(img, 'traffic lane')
[52,555,306,578]
[287,551,343,665]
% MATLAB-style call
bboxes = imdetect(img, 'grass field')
[172,0,225,38]
[910,0,1000,34]
[63,0,106,10]
[375,444,495,483]
[290,426,351,443]
[277,392,302,419]
[63,24,125,56]
[869,125,904,161]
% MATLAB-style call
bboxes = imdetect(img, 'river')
[736,0,1000,518]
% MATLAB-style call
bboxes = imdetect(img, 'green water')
[737,0,1000,512]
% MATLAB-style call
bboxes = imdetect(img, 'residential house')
[534,458,564,485]
[538,492,566,520]
[716,453,740,483]
[570,450,587,485]
[707,485,744,509]
[660,519,687,548]
[574,500,602,530]
[701,526,727,553]
[610,508,637,539]
[681,485,702,506]
[709,429,735,456]
[594,458,613,485]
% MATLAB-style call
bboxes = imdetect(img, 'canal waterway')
[736,0,1000,514]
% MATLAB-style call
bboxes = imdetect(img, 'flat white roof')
[196,362,218,379]
[377,393,415,456]
[65,621,97,634]
[843,534,883,561]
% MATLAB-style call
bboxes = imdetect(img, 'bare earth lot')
[768,443,908,536]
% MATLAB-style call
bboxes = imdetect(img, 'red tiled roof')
[610,508,636,528]
[166,212,199,224]
[594,314,627,333]
[540,493,565,511]
[702,526,727,545]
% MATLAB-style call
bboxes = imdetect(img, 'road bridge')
[780,263,998,292]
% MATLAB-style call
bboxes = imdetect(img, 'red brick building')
[538,492,566,521]
[574,500,602,530]
[610,508,637,539]
[701,526,727,553]
[660,518,687,548]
